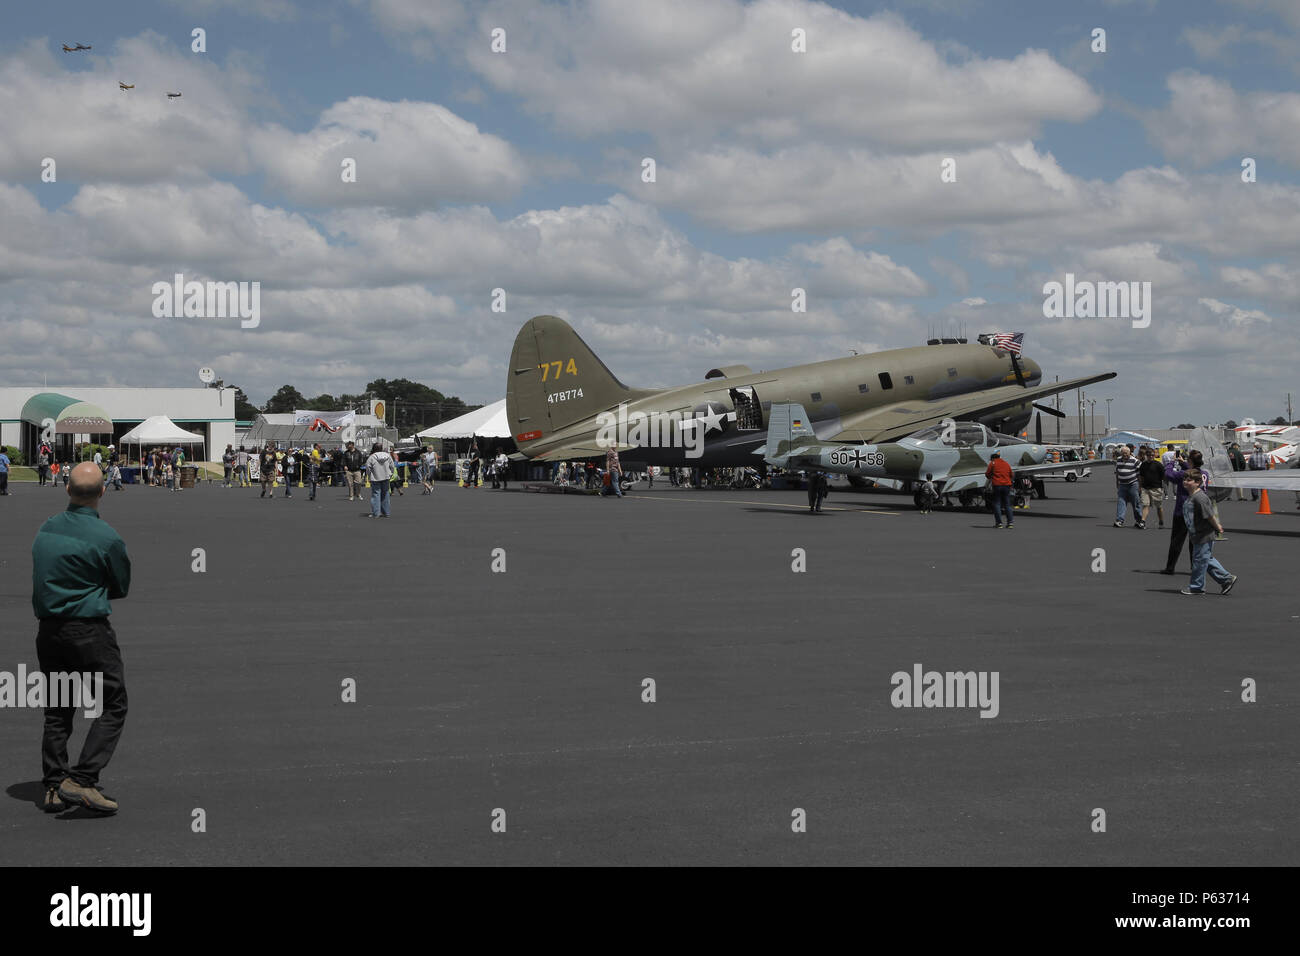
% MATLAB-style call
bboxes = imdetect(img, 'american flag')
[990,331,1023,356]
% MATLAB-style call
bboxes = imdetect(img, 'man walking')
[422,446,438,494]
[1228,442,1247,501]
[1138,447,1166,527]
[1114,445,1143,528]
[605,445,623,498]
[1180,469,1237,595]
[985,451,1014,528]
[1247,442,1269,500]
[259,445,277,499]
[807,470,828,513]
[0,446,10,495]
[343,441,364,501]
[32,462,131,814]
[1161,449,1206,574]
[222,445,236,488]
[365,443,396,517]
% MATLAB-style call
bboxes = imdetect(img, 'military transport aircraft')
[507,315,1116,468]
[762,402,1112,509]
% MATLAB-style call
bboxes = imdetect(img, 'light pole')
[1087,399,1097,450]
[1104,398,1113,432]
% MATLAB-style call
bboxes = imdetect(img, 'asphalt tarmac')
[1,475,1296,865]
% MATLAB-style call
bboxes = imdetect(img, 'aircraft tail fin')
[764,402,818,466]
[506,315,646,449]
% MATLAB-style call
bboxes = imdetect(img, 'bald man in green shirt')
[32,462,131,814]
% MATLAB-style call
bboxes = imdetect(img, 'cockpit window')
[911,423,990,447]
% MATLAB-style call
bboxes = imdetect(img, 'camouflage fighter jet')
[507,315,1116,468]
[763,402,1114,509]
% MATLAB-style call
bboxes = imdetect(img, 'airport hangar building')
[0,386,237,462]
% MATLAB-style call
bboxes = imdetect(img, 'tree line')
[230,378,476,433]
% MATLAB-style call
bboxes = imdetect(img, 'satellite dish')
[198,367,216,384]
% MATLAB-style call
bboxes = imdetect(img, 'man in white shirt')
[422,448,438,495]
[495,451,510,489]
[364,443,396,517]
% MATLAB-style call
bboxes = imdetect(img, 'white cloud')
[1144,71,1300,167]
[249,97,529,207]
[394,0,1100,148]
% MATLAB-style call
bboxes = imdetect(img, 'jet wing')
[1207,470,1300,491]
[824,372,1117,444]
[940,459,1113,493]
[1013,459,1115,477]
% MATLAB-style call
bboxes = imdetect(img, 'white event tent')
[417,400,510,440]
[118,415,208,464]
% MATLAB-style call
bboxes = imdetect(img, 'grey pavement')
[1,476,1296,864]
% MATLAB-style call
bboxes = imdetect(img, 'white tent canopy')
[119,415,206,445]
[119,415,207,465]
[417,400,510,440]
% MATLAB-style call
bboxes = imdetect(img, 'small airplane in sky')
[119,82,134,91]
[62,43,92,52]
[166,91,182,98]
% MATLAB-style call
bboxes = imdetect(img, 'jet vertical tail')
[763,402,818,466]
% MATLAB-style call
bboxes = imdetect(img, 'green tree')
[231,387,260,422]
[365,378,470,432]
[264,384,306,414]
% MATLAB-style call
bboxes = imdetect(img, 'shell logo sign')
[371,399,386,420]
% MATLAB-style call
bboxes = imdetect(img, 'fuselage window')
[858,383,869,393]
[904,375,915,385]
[878,373,893,390]
[811,392,822,402]
[948,367,958,378]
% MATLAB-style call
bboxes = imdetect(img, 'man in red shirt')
[985,451,1015,529]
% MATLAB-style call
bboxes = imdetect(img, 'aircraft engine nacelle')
[978,402,1033,437]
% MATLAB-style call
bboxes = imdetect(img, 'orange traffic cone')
[1256,489,1272,515]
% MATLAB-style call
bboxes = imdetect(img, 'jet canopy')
[906,422,996,448]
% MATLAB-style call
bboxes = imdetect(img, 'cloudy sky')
[2,0,1298,426]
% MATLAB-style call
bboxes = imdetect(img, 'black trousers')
[35,617,128,788]
[1164,511,1193,572]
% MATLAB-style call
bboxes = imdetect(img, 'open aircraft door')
[729,385,764,430]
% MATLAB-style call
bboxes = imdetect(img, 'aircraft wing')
[525,440,638,462]
[941,458,1114,493]
[1013,459,1115,477]
[823,372,1117,444]
[1206,470,1300,491]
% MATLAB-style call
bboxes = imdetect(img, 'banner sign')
[293,410,356,433]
